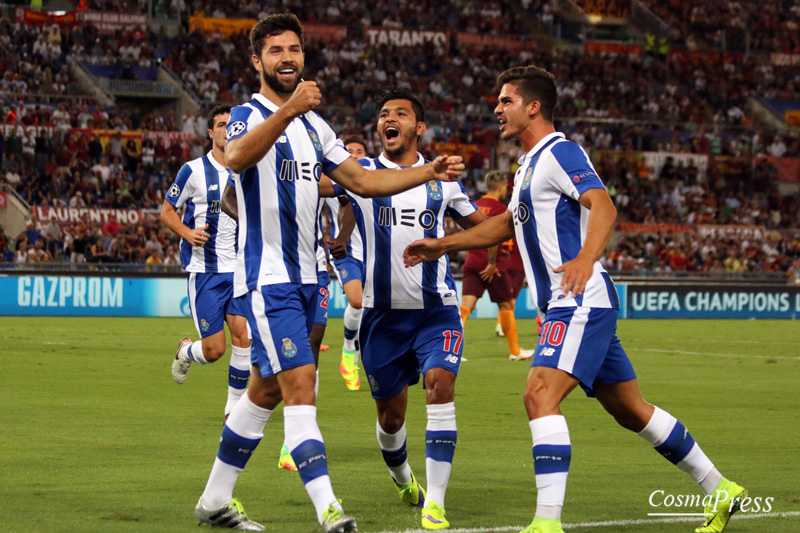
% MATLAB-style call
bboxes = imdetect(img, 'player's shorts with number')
[359,305,463,400]
[533,306,636,396]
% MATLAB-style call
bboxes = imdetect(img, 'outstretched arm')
[404,210,514,267]
[327,155,464,198]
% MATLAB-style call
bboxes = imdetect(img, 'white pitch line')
[640,348,800,361]
[369,511,800,533]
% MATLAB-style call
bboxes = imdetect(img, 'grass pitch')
[1,317,798,532]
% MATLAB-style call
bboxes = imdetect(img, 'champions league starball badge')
[426,180,442,200]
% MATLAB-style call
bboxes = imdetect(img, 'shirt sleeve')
[166,163,194,209]
[225,105,254,143]
[445,181,478,219]
[307,113,351,175]
[549,140,606,200]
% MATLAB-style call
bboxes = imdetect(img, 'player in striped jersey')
[327,135,369,391]
[328,87,486,531]
[404,66,746,533]
[161,105,251,419]
[194,14,464,533]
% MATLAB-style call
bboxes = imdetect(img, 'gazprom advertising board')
[0,274,797,319]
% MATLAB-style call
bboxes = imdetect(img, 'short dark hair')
[250,13,304,57]
[373,87,425,123]
[496,65,558,122]
[342,135,367,151]
[207,105,231,130]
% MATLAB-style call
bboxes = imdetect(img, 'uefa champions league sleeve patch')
[169,184,181,198]
[227,121,246,139]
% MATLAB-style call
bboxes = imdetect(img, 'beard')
[261,65,301,94]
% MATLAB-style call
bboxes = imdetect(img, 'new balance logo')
[277,135,287,143]
[444,354,459,364]
[540,347,555,356]
[208,184,218,191]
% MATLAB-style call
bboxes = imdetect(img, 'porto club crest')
[426,180,442,200]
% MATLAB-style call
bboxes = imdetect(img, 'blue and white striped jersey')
[324,196,364,262]
[335,153,477,310]
[166,151,237,273]
[509,132,618,312]
[227,93,350,296]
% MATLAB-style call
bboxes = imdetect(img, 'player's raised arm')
[225,81,320,173]
[404,210,515,267]
[326,154,463,199]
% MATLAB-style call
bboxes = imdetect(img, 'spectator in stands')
[14,240,30,264]
[106,131,123,158]
[28,239,53,263]
[21,221,42,248]
[88,134,103,164]
[163,244,179,266]
[42,216,62,258]
[124,138,141,172]
[4,162,21,190]
[103,214,122,238]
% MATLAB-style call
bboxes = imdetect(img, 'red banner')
[15,7,77,27]
[584,41,642,55]
[34,207,148,228]
[616,223,694,233]
[756,156,800,183]
[304,24,347,44]
[457,32,531,50]
[668,48,744,66]
[77,11,147,32]
[697,225,765,241]
[0,192,7,210]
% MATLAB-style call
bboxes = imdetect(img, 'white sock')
[425,402,457,508]
[637,407,720,494]
[343,305,362,353]
[284,405,337,523]
[225,345,251,416]
[377,421,412,485]
[201,395,271,509]
[531,415,571,520]
[181,340,208,364]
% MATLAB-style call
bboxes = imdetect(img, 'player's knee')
[523,380,557,414]
[498,300,514,312]
[377,411,405,434]
[202,341,226,362]
[425,374,455,404]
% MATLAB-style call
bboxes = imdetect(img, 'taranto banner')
[584,41,641,55]
[365,26,448,47]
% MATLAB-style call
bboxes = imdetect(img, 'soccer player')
[327,87,485,531]
[326,135,369,390]
[220,180,334,474]
[193,14,464,533]
[404,65,746,533]
[460,170,534,361]
[161,105,251,419]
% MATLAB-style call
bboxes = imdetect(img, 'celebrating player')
[193,14,464,533]
[459,170,534,361]
[404,65,746,533]
[161,105,251,419]
[325,87,486,530]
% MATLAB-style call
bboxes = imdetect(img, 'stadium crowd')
[641,0,800,53]
[1,4,799,277]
